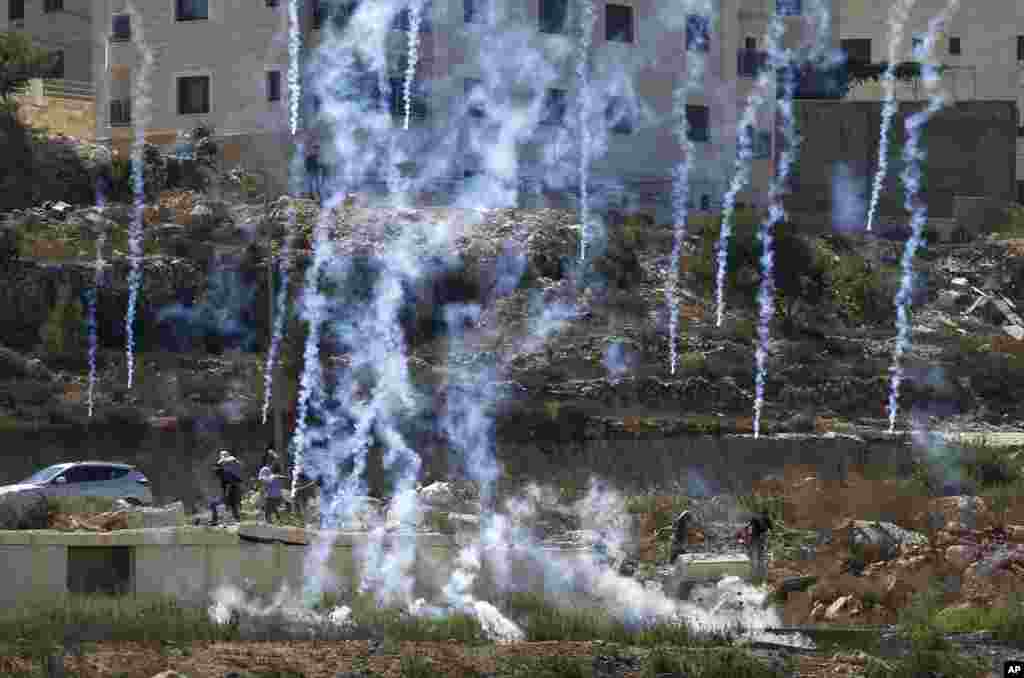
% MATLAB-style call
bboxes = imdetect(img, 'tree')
[0,32,53,105]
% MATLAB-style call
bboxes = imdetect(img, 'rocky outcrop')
[0,489,49,530]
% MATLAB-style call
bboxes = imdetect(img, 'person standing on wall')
[738,510,773,585]
[261,462,286,524]
[215,449,245,524]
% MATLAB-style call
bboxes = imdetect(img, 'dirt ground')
[0,640,920,678]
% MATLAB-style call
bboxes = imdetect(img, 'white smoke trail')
[752,0,830,437]
[261,208,297,425]
[887,1,960,434]
[668,3,712,374]
[402,0,423,131]
[123,1,154,390]
[713,14,786,328]
[288,0,302,136]
[86,229,107,419]
[577,0,596,262]
[866,0,917,232]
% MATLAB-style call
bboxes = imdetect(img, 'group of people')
[207,447,320,527]
[669,508,774,584]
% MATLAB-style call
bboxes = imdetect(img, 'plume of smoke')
[668,1,713,374]
[209,582,353,636]
[713,13,787,328]
[403,0,424,131]
[288,0,302,136]
[866,0,917,232]
[752,0,829,437]
[123,1,154,389]
[887,0,960,434]
[577,0,596,262]
[262,208,297,425]
[86,229,107,419]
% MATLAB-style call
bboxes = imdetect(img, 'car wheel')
[122,497,143,507]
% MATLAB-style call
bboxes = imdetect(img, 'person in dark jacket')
[291,468,319,523]
[743,511,773,584]
[669,510,693,564]
[305,140,323,203]
[214,450,245,523]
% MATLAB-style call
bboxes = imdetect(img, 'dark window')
[1018,36,1024,62]
[392,3,432,32]
[542,87,567,125]
[110,99,131,125]
[686,104,709,142]
[1018,180,1024,205]
[176,0,209,21]
[266,0,280,6]
[464,0,487,23]
[911,36,923,55]
[745,36,756,50]
[111,14,132,41]
[606,96,633,134]
[267,71,282,102]
[177,75,210,115]
[737,48,767,77]
[465,78,485,117]
[48,50,64,79]
[700,195,710,211]
[108,467,131,479]
[776,0,800,16]
[44,0,63,12]
[948,36,960,55]
[685,15,709,52]
[63,466,99,484]
[539,0,567,34]
[1018,125,1024,138]
[67,547,133,595]
[606,4,634,43]
[313,0,326,29]
[9,0,24,21]
[841,38,871,65]
[388,78,428,121]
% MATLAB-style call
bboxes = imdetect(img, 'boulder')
[844,520,927,563]
[0,489,50,530]
[944,544,978,571]
[0,346,55,381]
[825,594,862,621]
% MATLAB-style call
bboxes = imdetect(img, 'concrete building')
[836,0,1024,204]
[89,0,838,208]
[1,0,93,83]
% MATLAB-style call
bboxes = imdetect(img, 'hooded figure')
[214,450,244,523]
[669,510,692,564]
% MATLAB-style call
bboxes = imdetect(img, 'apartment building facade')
[88,0,836,210]
[836,0,1024,203]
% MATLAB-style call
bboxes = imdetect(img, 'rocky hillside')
[2,190,1024,503]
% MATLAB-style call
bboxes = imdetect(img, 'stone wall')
[13,87,97,141]
[785,100,1018,225]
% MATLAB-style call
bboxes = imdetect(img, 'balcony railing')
[737,49,768,78]
[110,99,131,126]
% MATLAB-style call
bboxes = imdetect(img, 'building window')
[43,0,63,12]
[1017,36,1024,62]
[465,0,487,24]
[541,87,567,125]
[9,0,24,21]
[737,48,767,77]
[1018,180,1024,205]
[948,36,961,55]
[177,75,211,115]
[539,0,568,35]
[111,15,132,41]
[176,0,209,22]
[840,38,871,65]
[606,96,633,134]
[392,3,432,32]
[686,105,708,142]
[110,98,131,126]
[775,0,801,16]
[465,78,485,118]
[606,4,634,43]
[685,15,709,52]
[267,71,282,102]
[745,36,757,50]
[266,0,280,6]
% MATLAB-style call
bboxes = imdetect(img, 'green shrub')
[994,206,1024,238]
[679,351,706,372]
[39,286,85,356]
[643,647,791,678]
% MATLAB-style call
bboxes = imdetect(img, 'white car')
[0,461,153,505]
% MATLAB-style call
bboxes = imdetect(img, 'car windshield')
[22,464,71,484]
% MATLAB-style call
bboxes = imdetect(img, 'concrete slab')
[134,545,209,605]
[0,544,66,607]
[238,522,309,545]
